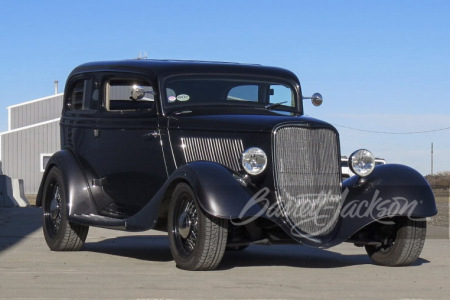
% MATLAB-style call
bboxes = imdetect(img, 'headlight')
[241,147,267,175]
[349,149,375,177]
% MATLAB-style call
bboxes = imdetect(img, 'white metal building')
[0,94,63,194]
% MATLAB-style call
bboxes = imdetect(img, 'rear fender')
[36,150,96,215]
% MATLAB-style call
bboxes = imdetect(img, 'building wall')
[8,94,63,130]
[1,93,64,195]
[1,120,60,194]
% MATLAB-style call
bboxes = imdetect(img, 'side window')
[68,80,87,110]
[106,78,154,111]
[67,78,97,111]
[227,85,259,102]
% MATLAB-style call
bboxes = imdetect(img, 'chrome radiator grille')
[273,126,341,236]
[181,137,244,172]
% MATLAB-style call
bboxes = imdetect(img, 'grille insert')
[273,126,341,237]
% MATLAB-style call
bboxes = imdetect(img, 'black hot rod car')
[37,59,437,270]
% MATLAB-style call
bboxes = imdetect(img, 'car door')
[81,73,168,218]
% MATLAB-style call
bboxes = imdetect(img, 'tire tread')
[43,167,89,251]
[168,183,228,271]
[366,218,426,266]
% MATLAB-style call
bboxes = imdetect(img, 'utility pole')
[431,142,434,175]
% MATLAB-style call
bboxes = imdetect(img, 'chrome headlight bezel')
[349,149,376,177]
[241,147,268,175]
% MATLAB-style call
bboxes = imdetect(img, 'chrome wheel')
[44,184,62,238]
[168,183,228,270]
[42,167,89,251]
[173,192,199,256]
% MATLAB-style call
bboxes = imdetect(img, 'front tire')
[365,217,426,266]
[168,183,228,271]
[42,167,89,251]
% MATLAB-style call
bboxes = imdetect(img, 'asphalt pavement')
[1,207,449,299]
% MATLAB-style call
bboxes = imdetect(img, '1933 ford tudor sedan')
[37,59,437,270]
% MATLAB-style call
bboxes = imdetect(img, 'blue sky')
[1,0,449,175]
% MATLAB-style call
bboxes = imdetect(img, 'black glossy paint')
[36,59,437,248]
[336,164,437,243]
[36,150,96,215]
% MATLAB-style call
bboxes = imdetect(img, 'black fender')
[334,164,437,244]
[36,150,97,215]
[125,161,262,231]
[37,158,260,231]
[177,161,262,218]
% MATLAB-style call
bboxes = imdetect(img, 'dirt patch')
[25,194,37,206]
[428,189,449,229]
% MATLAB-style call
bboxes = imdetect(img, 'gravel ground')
[428,190,449,229]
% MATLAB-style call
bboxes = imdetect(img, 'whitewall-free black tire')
[168,183,228,271]
[42,167,89,251]
[365,217,426,266]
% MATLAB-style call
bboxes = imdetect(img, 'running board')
[69,214,127,230]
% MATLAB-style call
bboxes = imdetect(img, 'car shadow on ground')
[0,207,42,252]
[0,207,431,269]
[219,245,430,270]
[83,235,174,262]
[82,235,430,269]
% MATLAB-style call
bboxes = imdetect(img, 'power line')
[333,123,450,135]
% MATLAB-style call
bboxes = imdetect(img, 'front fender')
[171,161,262,219]
[36,150,96,215]
[335,164,437,242]
[125,161,263,231]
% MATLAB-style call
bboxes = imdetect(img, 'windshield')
[163,76,298,113]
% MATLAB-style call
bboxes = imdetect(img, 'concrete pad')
[0,207,449,299]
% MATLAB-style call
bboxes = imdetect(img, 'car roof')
[69,59,300,82]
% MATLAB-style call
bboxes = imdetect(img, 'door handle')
[143,131,160,139]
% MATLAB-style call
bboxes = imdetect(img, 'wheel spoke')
[44,183,62,237]
[42,168,89,251]
[175,194,200,255]
[53,186,62,231]
[169,183,229,270]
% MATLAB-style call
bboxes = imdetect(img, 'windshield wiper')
[168,109,193,118]
[265,101,288,110]
[172,110,192,115]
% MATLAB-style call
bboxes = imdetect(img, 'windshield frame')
[160,73,302,116]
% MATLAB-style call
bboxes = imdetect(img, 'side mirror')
[303,93,323,107]
[130,85,146,101]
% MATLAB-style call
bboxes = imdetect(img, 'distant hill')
[425,171,450,189]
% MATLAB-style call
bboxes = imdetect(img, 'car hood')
[166,109,336,133]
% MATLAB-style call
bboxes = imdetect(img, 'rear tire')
[365,217,426,266]
[42,167,89,251]
[168,183,228,271]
